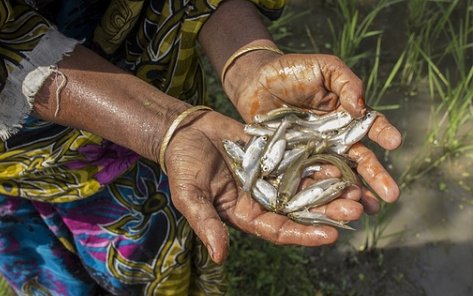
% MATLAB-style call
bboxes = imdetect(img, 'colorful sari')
[0,0,284,294]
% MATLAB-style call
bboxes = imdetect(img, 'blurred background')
[204,0,473,295]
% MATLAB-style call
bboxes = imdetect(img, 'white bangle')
[159,105,213,175]
[220,45,284,85]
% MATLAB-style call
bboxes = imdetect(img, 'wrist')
[222,41,283,111]
[158,105,214,174]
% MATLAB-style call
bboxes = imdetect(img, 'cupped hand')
[229,53,402,211]
[163,110,363,263]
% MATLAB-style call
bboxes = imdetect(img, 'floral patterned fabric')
[0,0,285,294]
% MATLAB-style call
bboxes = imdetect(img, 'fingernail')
[357,97,365,108]
[386,185,400,203]
[355,98,366,117]
[385,128,402,150]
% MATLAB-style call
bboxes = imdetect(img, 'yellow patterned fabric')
[0,0,285,295]
[0,0,285,202]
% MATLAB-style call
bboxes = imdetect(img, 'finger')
[299,164,341,189]
[360,187,381,215]
[320,55,366,118]
[339,185,362,201]
[368,114,402,150]
[300,164,361,201]
[307,164,341,180]
[170,186,229,264]
[311,199,363,221]
[348,143,400,203]
[230,194,339,246]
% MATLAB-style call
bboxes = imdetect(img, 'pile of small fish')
[223,107,378,230]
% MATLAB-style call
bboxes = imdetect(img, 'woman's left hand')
[163,110,363,264]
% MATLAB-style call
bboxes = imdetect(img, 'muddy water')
[281,1,473,295]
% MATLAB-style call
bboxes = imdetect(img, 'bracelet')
[159,105,213,175]
[220,45,284,85]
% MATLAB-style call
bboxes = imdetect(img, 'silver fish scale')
[223,107,378,230]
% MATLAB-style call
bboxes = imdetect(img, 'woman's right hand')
[225,51,401,215]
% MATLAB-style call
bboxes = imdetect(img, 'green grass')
[205,0,473,294]
[326,0,402,68]
[226,230,315,296]
[364,36,404,109]
[400,0,459,88]
[398,0,473,189]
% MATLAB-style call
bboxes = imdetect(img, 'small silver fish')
[244,124,275,137]
[328,110,378,153]
[294,111,353,133]
[277,143,313,209]
[223,140,245,165]
[261,139,287,176]
[260,120,290,176]
[253,107,309,123]
[230,166,246,186]
[288,210,355,230]
[317,112,353,133]
[242,136,267,170]
[301,164,322,178]
[274,147,306,176]
[242,136,267,192]
[285,130,325,148]
[251,178,278,211]
[243,163,261,192]
[281,178,340,213]
[304,180,351,209]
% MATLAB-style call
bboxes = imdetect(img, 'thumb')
[322,56,367,118]
[170,186,229,264]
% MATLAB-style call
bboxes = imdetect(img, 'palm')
[166,125,239,219]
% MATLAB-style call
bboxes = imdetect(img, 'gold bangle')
[159,105,213,175]
[220,45,284,85]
